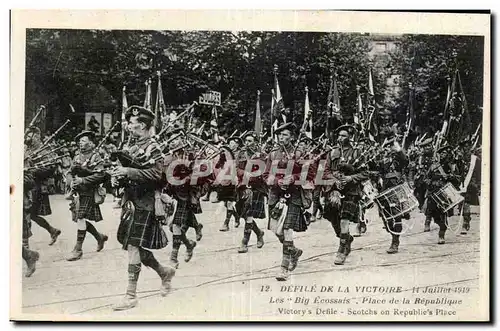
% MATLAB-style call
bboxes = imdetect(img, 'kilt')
[31,190,51,216]
[272,202,308,233]
[117,208,168,250]
[172,200,201,227]
[71,195,103,222]
[340,195,360,223]
[425,198,447,225]
[217,185,237,202]
[237,189,266,219]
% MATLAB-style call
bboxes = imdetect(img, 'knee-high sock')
[242,222,253,245]
[126,264,141,298]
[171,235,181,262]
[281,241,293,268]
[74,229,86,251]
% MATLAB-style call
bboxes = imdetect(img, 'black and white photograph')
[10,10,490,321]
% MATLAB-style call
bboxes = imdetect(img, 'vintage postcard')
[10,10,490,321]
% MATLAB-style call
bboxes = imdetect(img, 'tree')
[388,34,484,139]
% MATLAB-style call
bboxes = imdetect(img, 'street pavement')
[20,194,483,321]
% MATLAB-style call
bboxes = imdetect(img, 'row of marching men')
[21,104,482,312]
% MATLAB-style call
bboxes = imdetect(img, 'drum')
[374,182,419,221]
[361,180,379,209]
[430,183,464,213]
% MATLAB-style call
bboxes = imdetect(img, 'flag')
[154,71,167,134]
[121,86,128,142]
[143,78,152,110]
[366,70,378,142]
[271,66,286,140]
[326,75,342,136]
[368,68,374,96]
[210,105,219,142]
[255,90,262,137]
[303,87,313,139]
[443,76,452,119]
[407,83,415,130]
[446,69,470,143]
[354,85,362,126]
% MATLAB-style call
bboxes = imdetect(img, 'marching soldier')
[323,125,369,265]
[374,139,409,254]
[263,123,312,281]
[22,159,40,277]
[24,127,61,246]
[66,131,109,261]
[235,131,266,253]
[425,145,460,244]
[163,129,203,269]
[110,106,175,311]
[218,136,242,231]
[459,145,481,234]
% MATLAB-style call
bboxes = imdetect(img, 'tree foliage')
[388,34,484,136]
[25,29,382,136]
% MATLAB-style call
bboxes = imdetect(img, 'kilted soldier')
[459,146,481,234]
[163,130,203,269]
[24,127,61,246]
[425,145,460,244]
[109,106,175,311]
[263,123,313,281]
[235,131,266,253]
[217,136,242,231]
[374,140,409,254]
[299,136,323,223]
[22,167,40,277]
[66,131,109,261]
[413,138,434,232]
[323,125,369,265]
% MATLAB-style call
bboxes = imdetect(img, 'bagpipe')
[25,119,71,160]
[24,154,69,171]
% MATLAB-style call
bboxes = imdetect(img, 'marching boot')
[219,217,230,232]
[438,229,446,245]
[288,245,303,272]
[113,264,140,311]
[386,235,400,254]
[23,247,39,278]
[252,221,265,248]
[66,230,86,261]
[234,216,241,228]
[86,221,108,252]
[334,236,348,265]
[238,223,252,253]
[460,218,471,235]
[424,217,431,232]
[184,239,197,263]
[140,249,176,297]
[276,244,291,281]
[32,216,60,246]
[49,228,62,246]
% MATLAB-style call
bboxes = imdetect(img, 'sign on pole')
[199,91,221,106]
